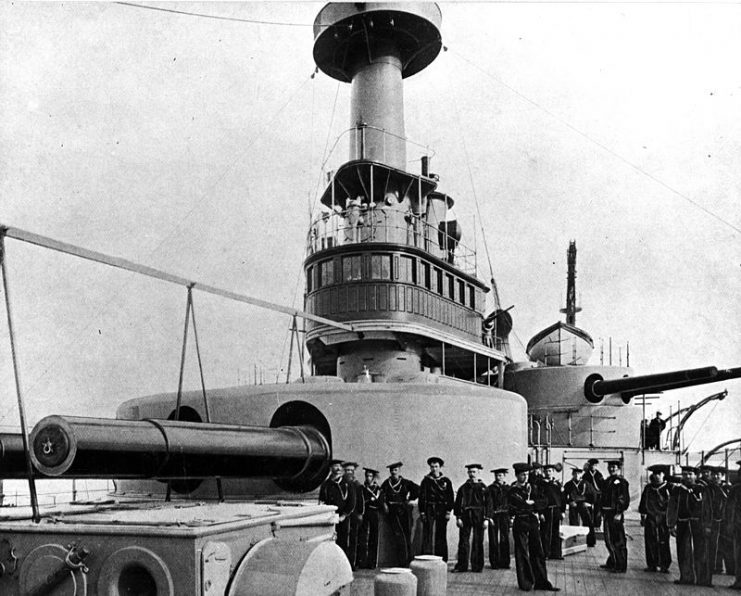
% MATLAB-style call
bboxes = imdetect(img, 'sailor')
[357,467,382,569]
[452,463,489,573]
[540,464,565,560]
[487,467,511,569]
[509,462,559,592]
[319,459,357,564]
[702,465,727,586]
[582,458,604,546]
[342,461,365,570]
[667,465,710,585]
[716,467,735,576]
[563,467,595,537]
[419,456,454,561]
[698,464,713,487]
[380,462,419,566]
[599,460,629,573]
[528,461,544,485]
[726,460,741,590]
[638,464,672,573]
[647,411,666,450]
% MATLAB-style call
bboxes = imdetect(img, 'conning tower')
[306,3,509,384]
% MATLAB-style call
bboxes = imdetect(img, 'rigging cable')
[448,47,740,237]
[683,399,721,452]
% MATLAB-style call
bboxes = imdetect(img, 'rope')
[683,400,721,452]
[447,47,740,237]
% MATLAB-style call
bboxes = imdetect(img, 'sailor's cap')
[513,462,531,474]
[364,467,379,475]
[491,468,509,474]
[465,463,483,470]
[387,461,403,470]
[427,456,444,466]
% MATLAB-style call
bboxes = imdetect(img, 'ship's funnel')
[313,3,442,170]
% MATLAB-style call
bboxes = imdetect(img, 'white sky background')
[0,2,739,453]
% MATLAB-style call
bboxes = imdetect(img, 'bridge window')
[306,266,313,292]
[399,255,416,284]
[458,280,466,305]
[435,268,443,294]
[421,262,431,290]
[342,255,362,281]
[318,259,334,287]
[370,254,391,280]
[468,284,475,309]
[446,274,454,299]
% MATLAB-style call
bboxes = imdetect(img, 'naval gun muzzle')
[29,416,330,491]
[0,433,30,479]
[584,365,741,403]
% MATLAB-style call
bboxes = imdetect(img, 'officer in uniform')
[600,460,629,573]
[638,464,672,573]
[419,456,454,561]
[452,463,489,572]
[487,467,511,569]
[509,462,559,592]
[583,458,604,546]
[702,464,728,586]
[726,460,741,590]
[668,465,710,585]
[540,464,565,560]
[342,461,365,570]
[357,467,382,569]
[563,467,595,534]
[319,459,357,564]
[380,461,419,566]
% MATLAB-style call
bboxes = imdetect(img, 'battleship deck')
[350,513,737,595]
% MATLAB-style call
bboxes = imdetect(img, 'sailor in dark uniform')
[540,464,565,560]
[509,462,559,591]
[452,463,488,573]
[563,467,595,532]
[419,456,454,561]
[342,461,365,570]
[701,464,727,586]
[668,465,711,585]
[726,460,741,590]
[716,467,736,576]
[380,461,419,566]
[638,464,672,573]
[583,458,604,546]
[357,467,382,569]
[319,459,357,564]
[487,467,511,569]
[600,460,630,573]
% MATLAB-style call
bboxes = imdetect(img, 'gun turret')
[584,365,741,404]
[29,415,330,492]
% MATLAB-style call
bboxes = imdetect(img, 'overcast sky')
[0,2,739,452]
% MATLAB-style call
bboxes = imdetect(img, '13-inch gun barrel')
[584,365,741,403]
[0,433,29,479]
[29,416,330,490]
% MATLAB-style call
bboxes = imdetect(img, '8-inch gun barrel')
[29,416,330,489]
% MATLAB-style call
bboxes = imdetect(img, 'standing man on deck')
[647,411,666,450]
[357,467,382,569]
[380,462,419,566]
[419,456,454,561]
[564,467,595,532]
[452,464,489,573]
[726,460,741,590]
[342,461,365,570]
[638,464,672,573]
[716,467,736,577]
[600,460,630,573]
[583,458,604,547]
[668,466,710,586]
[704,465,728,586]
[509,462,559,592]
[540,464,565,560]
[487,467,511,569]
[320,459,357,564]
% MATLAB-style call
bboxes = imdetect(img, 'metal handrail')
[307,206,477,275]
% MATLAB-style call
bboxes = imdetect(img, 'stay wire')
[448,48,741,237]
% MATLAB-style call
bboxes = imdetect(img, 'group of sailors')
[319,455,741,592]
[638,461,741,589]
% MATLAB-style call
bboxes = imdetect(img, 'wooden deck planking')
[349,515,737,595]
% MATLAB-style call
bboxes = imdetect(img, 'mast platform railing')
[307,206,477,275]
